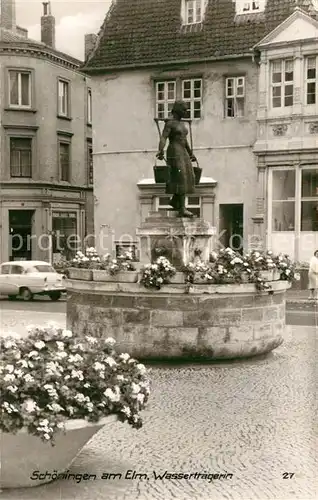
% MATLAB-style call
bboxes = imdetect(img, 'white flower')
[104,386,121,402]
[5,364,14,373]
[71,369,84,380]
[56,341,65,350]
[24,374,34,383]
[23,399,38,413]
[117,375,125,381]
[44,433,51,440]
[34,341,45,350]
[136,363,147,374]
[105,356,117,367]
[56,351,68,359]
[137,393,145,404]
[4,374,15,382]
[7,385,18,393]
[28,350,39,358]
[121,406,131,417]
[93,362,105,371]
[68,354,83,363]
[57,422,65,429]
[4,340,16,349]
[86,336,98,344]
[131,383,141,394]
[119,353,130,362]
[62,329,72,338]
[105,337,116,345]
[74,393,87,403]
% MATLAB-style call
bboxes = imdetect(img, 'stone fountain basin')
[66,280,290,360]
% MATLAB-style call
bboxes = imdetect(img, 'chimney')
[0,0,16,31]
[41,1,55,48]
[85,33,98,60]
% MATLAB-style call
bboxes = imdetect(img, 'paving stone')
[0,310,317,500]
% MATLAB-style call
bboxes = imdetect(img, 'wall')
[92,58,259,252]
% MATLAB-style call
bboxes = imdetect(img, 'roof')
[0,27,83,66]
[83,0,317,72]
[1,261,51,266]
[0,27,44,45]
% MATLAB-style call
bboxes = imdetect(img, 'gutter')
[82,52,254,74]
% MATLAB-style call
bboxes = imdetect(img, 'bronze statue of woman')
[156,101,197,218]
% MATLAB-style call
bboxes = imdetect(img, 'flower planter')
[168,272,185,284]
[92,270,138,283]
[259,270,281,281]
[241,272,250,283]
[68,268,93,281]
[1,415,116,489]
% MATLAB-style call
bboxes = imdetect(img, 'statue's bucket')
[153,165,170,184]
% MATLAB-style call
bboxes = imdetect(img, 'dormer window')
[236,0,265,15]
[243,1,260,12]
[182,0,205,25]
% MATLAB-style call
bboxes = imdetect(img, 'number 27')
[283,472,294,479]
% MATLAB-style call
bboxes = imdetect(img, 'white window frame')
[236,1,265,14]
[8,70,31,109]
[155,81,176,119]
[305,56,317,106]
[271,59,294,109]
[58,79,70,117]
[156,195,201,217]
[87,88,92,124]
[182,0,204,25]
[182,78,202,120]
[225,76,245,118]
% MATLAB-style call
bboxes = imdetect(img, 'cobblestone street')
[0,306,317,500]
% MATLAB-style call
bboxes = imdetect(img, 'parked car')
[0,261,66,301]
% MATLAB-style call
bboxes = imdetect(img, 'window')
[301,168,318,231]
[271,59,294,108]
[10,138,32,178]
[155,81,176,119]
[225,77,245,118]
[243,1,260,11]
[59,142,71,181]
[157,195,201,217]
[58,79,69,117]
[87,89,92,124]
[10,265,24,274]
[0,265,10,274]
[9,70,31,108]
[182,79,202,119]
[115,243,138,261]
[184,0,203,24]
[306,56,316,105]
[52,212,78,259]
[272,170,295,231]
[155,79,202,119]
[87,142,93,185]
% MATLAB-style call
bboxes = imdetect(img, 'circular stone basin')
[1,416,116,489]
[66,279,290,360]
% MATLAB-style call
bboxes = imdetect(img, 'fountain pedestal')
[136,211,216,269]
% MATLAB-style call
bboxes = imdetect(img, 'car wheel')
[8,295,17,300]
[49,292,61,301]
[20,288,33,301]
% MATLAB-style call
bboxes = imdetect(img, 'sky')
[16,0,112,60]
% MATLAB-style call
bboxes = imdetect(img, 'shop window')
[272,170,295,231]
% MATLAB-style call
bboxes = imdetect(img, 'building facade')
[0,0,94,263]
[83,0,318,261]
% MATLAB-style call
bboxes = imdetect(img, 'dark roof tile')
[84,0,317,71]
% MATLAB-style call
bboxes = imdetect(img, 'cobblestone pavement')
[1,310,317,500]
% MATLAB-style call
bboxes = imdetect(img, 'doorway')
[219,204,244,254]
[9,210,34,261]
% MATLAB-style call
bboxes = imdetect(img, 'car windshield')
[32,265,55,273]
